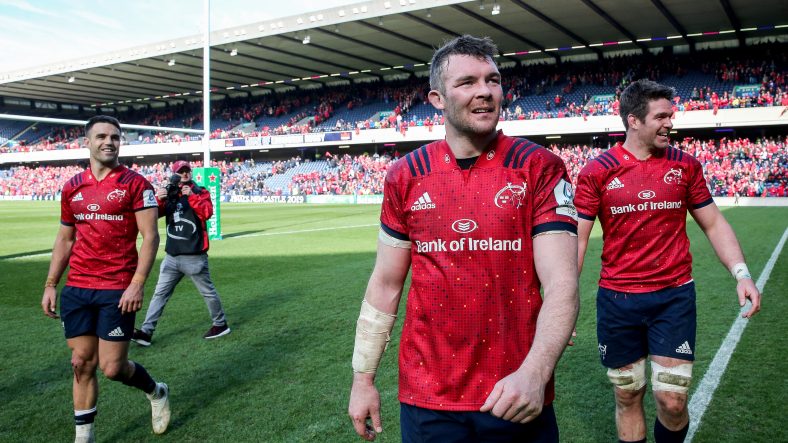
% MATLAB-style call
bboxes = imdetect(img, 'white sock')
[76,423,94,436]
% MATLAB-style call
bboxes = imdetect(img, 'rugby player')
[40,115,171,443]
[574,79,761,443]
[348,35,579,442]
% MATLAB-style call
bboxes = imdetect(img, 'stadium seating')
[2,137,785,199]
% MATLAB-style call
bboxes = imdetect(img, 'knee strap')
[651,361,693,394]
[607,359,646,391]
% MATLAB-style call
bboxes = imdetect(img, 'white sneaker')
[75,424,95,443]
[146,382,171,434]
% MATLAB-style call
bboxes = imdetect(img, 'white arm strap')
[378,228,412,249]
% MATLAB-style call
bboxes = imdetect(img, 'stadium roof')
[0,0,785,108]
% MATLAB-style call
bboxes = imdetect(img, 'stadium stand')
[2,137,786,199]
[1,43,785,153]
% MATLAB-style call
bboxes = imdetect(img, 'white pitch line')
[230,223,378,239]
[2,224,379,260]
[687,226,788,442]
[6,252,51,260]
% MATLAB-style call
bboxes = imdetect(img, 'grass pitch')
[0,202,786,442]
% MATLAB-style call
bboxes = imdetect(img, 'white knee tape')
[352,299,397,374]
[651,361,693,394]
[607,359,647,391]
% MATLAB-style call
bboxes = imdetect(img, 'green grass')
[0,202,786,442]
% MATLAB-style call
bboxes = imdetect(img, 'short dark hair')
[85,115,121,136]
[429,35,498,93]
[619,79,675,130]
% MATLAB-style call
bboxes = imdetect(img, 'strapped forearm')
[352,299,397,374]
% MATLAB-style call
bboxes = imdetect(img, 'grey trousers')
[141,253,227,334]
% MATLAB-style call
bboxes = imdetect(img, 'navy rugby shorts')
[60,286,135,341]
[400,403,558,443]
[596,282,697,369]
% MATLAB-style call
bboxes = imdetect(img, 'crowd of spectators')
[1,43,785,153]
[290,153,392,196]
[2,136,785,200]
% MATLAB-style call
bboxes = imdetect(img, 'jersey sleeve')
[574,166,602,221]
[60,182,75,226]
[687,157,713,209]
[530,151,578,236]
[379,164,409,241]
[131,174,158,211]
[188,187,214,221]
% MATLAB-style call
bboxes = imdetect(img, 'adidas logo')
[606,177,624,190]
[411,192,436,211]
[675,341,693,355]
[107,327,125,338]
[72,192,83,202]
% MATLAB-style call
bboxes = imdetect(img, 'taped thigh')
[607,359,646,391]
[651,360,693,394]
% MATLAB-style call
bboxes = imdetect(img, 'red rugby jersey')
[60,165,158,289]
[574,143,713,293]
[381,131,577,411]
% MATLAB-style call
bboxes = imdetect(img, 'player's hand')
[348,373,383,441]
[480,364,546,423]
[41,287,59,319]
[119,282,144,314]
[156,187,168,200]
[737,278,761,318]
[180,184,192,196]
[567,328,577,347]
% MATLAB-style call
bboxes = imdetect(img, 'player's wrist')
[130,274,147,285]
[45,276,59,288]
[731,263,751,281]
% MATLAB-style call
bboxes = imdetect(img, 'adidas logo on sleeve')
[675,341,693,355]
[606,177,624,190]
[72,192,84,202]
[411,192,436,211]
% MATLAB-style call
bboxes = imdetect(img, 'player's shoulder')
[390,142,438,180]
[579,147,623,177]
[666,145,702,167]
[499,136,550,170]
[116,166,152,188]
[63,170,88,193]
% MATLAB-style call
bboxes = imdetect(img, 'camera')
[166,173,182,201]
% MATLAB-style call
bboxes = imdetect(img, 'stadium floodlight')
[168,59,176,66]
[230,48,238,56]
[492,2,500,15]
[302,35,311,44]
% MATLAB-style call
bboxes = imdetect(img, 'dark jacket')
[157,181,213,256]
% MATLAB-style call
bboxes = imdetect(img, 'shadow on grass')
[0,249,51,260]
[222,230,266,239]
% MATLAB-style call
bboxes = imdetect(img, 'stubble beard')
[446,105,499,139]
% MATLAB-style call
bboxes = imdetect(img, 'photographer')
[132,161,230,346]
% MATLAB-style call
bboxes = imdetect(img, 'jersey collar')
[85,164,126,183]
[437,130,505,171]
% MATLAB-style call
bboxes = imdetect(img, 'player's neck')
[90,160,119,181]
[622,139,654,161]
[445,127,497,159]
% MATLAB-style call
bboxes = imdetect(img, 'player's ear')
[627,113,641,130]
[428,89,445,110]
